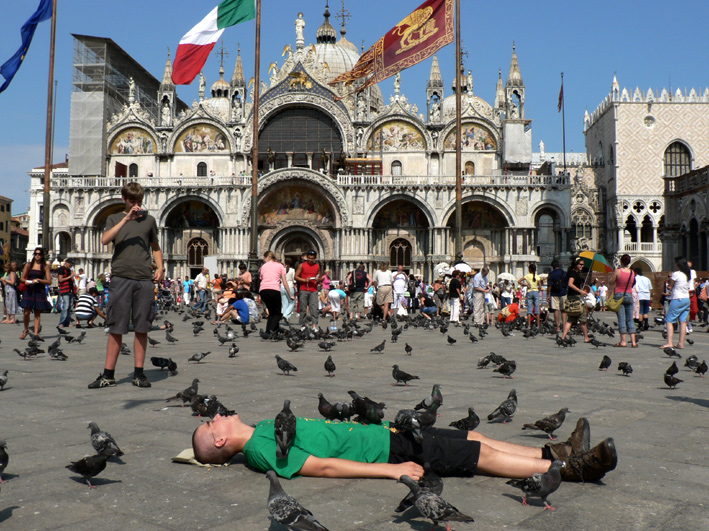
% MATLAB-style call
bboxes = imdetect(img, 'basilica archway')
[163,200,221,272]
[371,199,430,273]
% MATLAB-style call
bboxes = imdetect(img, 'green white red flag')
[172,0,256,85]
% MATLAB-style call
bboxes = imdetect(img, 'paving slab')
[0,310,707,530]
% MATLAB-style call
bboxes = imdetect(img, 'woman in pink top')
[610,254,637,348]
[259,251,292,333]
[321,270,332,291]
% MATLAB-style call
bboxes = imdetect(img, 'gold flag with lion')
[329,0,453,96]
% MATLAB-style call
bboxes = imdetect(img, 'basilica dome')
[441,67,493,121]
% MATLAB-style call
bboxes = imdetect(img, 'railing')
[336,174,571,187]
[51,175,252,189]
[664,167,709,195]
[623,242,662,252]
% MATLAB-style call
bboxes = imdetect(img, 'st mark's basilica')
[29,5,574,280]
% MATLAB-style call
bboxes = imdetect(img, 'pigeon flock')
[0,295,705,529]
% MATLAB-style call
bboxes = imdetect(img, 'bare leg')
[662,321,674,348]
[476,442,551,479]
[467,431,543,459]
[560,320,572,340]
[677,321,687,347]
[23,308,30,332]
[134,332,147,369]
[105,332,122,371]
[580,323,590,342]
[34,310,42,336]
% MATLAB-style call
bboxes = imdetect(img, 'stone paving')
[0,308,707,530]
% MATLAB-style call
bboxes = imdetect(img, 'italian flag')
[172,0,256,85]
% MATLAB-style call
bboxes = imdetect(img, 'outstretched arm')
[298,455,423,481]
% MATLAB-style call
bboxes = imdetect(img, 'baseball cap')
[306,250,317,256]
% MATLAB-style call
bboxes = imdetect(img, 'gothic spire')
[494,69,505,109]
[161,51,174,90]
[231,45,245,87]
[506,42,523,87]
[427,55,443,90]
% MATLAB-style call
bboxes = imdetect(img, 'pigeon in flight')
[506,460,563,510]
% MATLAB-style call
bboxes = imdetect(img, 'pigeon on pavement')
[324,355,336,377]
[266,470,329,531]
[506,460,563,510]
[404,343,413,356]
[392,365,420,386]
[599,355,612,371]
[275,355,298,375]
[487,389,518,423]
[147,336,160,347]
[165,378,200,406]
[449,407,480,431]
[0,441,8,483]
[696,360,708,377]
[89,422,124,457]
[370,340,386,353]
[165,331,179,344]
[66,450,113,488]
[0,370,8,391]
[446,335,457,346]
[151,356,177,374]
[664,373,683,389]
[275,400,297,459]
[684,355,699,370]
[618,362,633,376]
[228,343,239,358]
[665,361,679,376]
[394,462,443,513]
[522,408,569,440]
[493,360,517,379]
[664,346,681,358]
[187,351,211,363]
[398,474,474,531]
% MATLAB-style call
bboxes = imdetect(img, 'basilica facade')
[30,7,572,281]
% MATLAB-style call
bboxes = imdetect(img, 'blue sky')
[1,0,708,213]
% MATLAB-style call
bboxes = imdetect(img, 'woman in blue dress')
[19,247,53,340]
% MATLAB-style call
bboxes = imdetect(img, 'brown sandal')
[19,330,28,339]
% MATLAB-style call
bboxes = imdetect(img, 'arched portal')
[271,230,322,268]
[535,207,562,262]
[54,231,72,260]
[187,237,209,278]
[447,201,508,275]
[164,200,221,275]
[371,199,430,272]
[94,204,127,230]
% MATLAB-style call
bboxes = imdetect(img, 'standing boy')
[89,182,163,389]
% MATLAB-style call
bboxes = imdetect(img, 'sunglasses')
[34,252,44,256]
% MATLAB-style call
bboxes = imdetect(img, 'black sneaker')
[132,373,151,388]
[88,373,116,389]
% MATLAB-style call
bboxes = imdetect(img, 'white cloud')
[0,144,68,214]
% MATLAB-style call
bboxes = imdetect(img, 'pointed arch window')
[664,142,691,177]
[391,160,402,176]
[389,238,412,268]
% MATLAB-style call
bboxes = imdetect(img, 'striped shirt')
[75,294,98,315]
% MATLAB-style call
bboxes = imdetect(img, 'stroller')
[157,289,174,311]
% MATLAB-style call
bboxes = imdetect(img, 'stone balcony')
[622,242,662,253]
[48,173,571,191]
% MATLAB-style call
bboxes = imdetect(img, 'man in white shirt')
[77,268,88,296]
[392,265,409,314]
[194,267,208,313]
[598,281,608,311]
[372,263,394,319]
[472,267,490,325]
[633,268,653,331]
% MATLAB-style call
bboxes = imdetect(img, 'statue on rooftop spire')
[295,13,305,50]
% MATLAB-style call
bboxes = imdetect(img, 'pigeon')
[489,352,507,366]
[190,394,210,417]
[687,338,694,346]
[286,336,303,352]
[0,441,8,483]
[665,361,679,376]
[151,356,177,374]
[318,341,335,352]
[120,343,131,356]
[66,450,113,488]
[469,333,478,343]
[449,407,480,431]
[0,370,7,391]
[506,460,563,510]
[685,355,699,370]
[50,349,68,361]
[394,462,443,513]
[370,340,386,353]
[69,330,87,344]
[392,409,423,443]
[275,355,298,375]
[664,372,682,389]
[589,338,606,348]
[56,325,69,335]
[275,400,296,459]
[317,393,353,421]
[392,365,420,386]
[47,339,61,351]
[522,408,569,440]
[324,355,336,377]
[204,395,236,418]
[695,360,708,377]
[88,422,124,457]
[228,343,239,358]
[618,362,633,376]
[215,330,231,345]
[147,336,160,347]
[165,378,200,406]
[493,360,517,379]
[414,384,443,411]
[397,475,474,531]
[404,343,413,356]
[348,390,386,424]
[477,355,491,369]
[664,346,681,359]
[487,389,518,423]
[266,470,329,531]
[188,351,211,363]
[165,331,179,343]
[599,355,612,371]
[446,335,457,346]
[391,328,403,343]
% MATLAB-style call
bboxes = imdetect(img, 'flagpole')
[561,72,567,176]
[454,0,462,261]
[42,0,57,254]
[249,0,261,269]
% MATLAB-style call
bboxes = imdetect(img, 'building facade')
[0,195,12,266]
[583,77,709,272]
[30,9,572,280]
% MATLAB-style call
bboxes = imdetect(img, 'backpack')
[551,272,566,294]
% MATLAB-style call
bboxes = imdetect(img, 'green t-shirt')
[105,212,158,281]
[243,417,393,479]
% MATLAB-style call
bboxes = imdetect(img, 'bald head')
[192,423,229,464]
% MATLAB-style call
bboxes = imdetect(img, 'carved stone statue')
[295,12,305,50]
[356,127,364,148]
[267,147,277,170]
[431,99,440,122]
[234,127,242,150]
[128,77,136,104]
[161,134,168,152]
[356,96,367,121]
[161,99,171,126]
[231,95,242,121]
[467,70,473,93]
[320,147,329,172]
[198,73,206,102]
[394,72,401,99]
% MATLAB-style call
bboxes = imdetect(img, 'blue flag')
[0,0,53,94]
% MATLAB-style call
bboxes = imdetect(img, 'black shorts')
[388,428,480,477]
